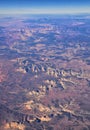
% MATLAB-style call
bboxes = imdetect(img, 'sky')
[0,0,90,14]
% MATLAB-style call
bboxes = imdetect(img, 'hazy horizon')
[0,0,90,15]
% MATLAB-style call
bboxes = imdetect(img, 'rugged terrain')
[0,14,90,130]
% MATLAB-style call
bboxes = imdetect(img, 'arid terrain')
[0,14,90,130]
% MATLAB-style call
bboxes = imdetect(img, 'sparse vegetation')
[0,15,90,130]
